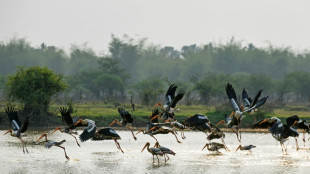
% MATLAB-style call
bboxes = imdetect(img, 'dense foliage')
[6,66,66,112]
[1,36,310,106]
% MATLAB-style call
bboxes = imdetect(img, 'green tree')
[7,66,66,117]
[135,78,164,105]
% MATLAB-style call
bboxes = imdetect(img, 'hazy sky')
[0,0,309,54]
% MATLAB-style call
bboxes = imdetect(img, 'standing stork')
[71,119,96,142]
[92,128,124,153]
[154,142,175,163]
[153,84,185,122]
[141,142,164,164]
[35,133,70,160]
[286,115,309,149]
[110,107,137,140]
[259,117,299,154]
[3,107,30,153]
[52,107,80,147]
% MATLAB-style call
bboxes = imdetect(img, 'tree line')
[1,35,310,107]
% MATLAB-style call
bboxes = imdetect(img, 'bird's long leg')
[302,130,306,147]
[180,130,186,139]
[237,124,242,143]
[156,155,160,164]
[221,137,229,151]
[128,127,137,141]
[57,145,70,160]
[150,135,158,142]
[18,137,26,154]
[231,128,240,143]
[280,143,284,154]
[152,155,155,163]
[114,139,124,153]
[170,131,181,143]
[163,154,167,164]
[69,133,80,147]
[166,154,170,161]
[295,137,299,150]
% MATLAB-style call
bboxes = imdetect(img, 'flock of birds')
[3,83,310,164]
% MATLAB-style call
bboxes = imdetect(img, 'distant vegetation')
[0,35,310,126]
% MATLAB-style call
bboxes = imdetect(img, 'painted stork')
[202,142,227,154]
[35,133,70,160]
[52,107,80,147]
[286,115,309,149]
[242,88,267,122]
[153,84,185,121]
[149,108,160,123]
[141,142,164,164]
[235,145,256,153]
[217,83,268,142]
[148,124,182,143]
[259,117,299,154]
[207,126,229,151]
[110,107,137,140]
[71,119,96,142]
[3,107,30,153]
[151,108,186,139]
[154,142,175,163]
[92,128,124,153]
[136,123,159,142]
[184,113,212,133]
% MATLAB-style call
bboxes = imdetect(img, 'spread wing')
[244,96,268,113]
[184,114,209,127]
[80,126,96,142]
[242,89,251,107]
[269,121,284,136]
[169,88,185,108]
[59,107,73,126]
[165,84,177,105]
[286,115,300,127]
[251,90,262,107]
[5,107,21,130]
[118,107,134,124]
[92,128,120,140]
[19,116,30,133]
[252,119,274,129]
[226,83,240,112]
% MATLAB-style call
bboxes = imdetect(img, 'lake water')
[1,130,310,174]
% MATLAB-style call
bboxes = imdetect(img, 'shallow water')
[1,130,310,174]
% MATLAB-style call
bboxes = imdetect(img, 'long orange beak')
[216,120,225,127]
[293,120,298,126]
[202,143,208,151]
[153,102,161,108]
[74,119,82,127]
[52,127,61,134]
[3,129,12,136]
[136,129,144,135]
[141,143,149,152]
[259,118,269,125]
[230,111,235,117]
[154,142,159,148]
[109,120,117,127]
[235,145,241,152]
[148,126,157,132]
[150,115,159,121]
[37,133,47,142]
